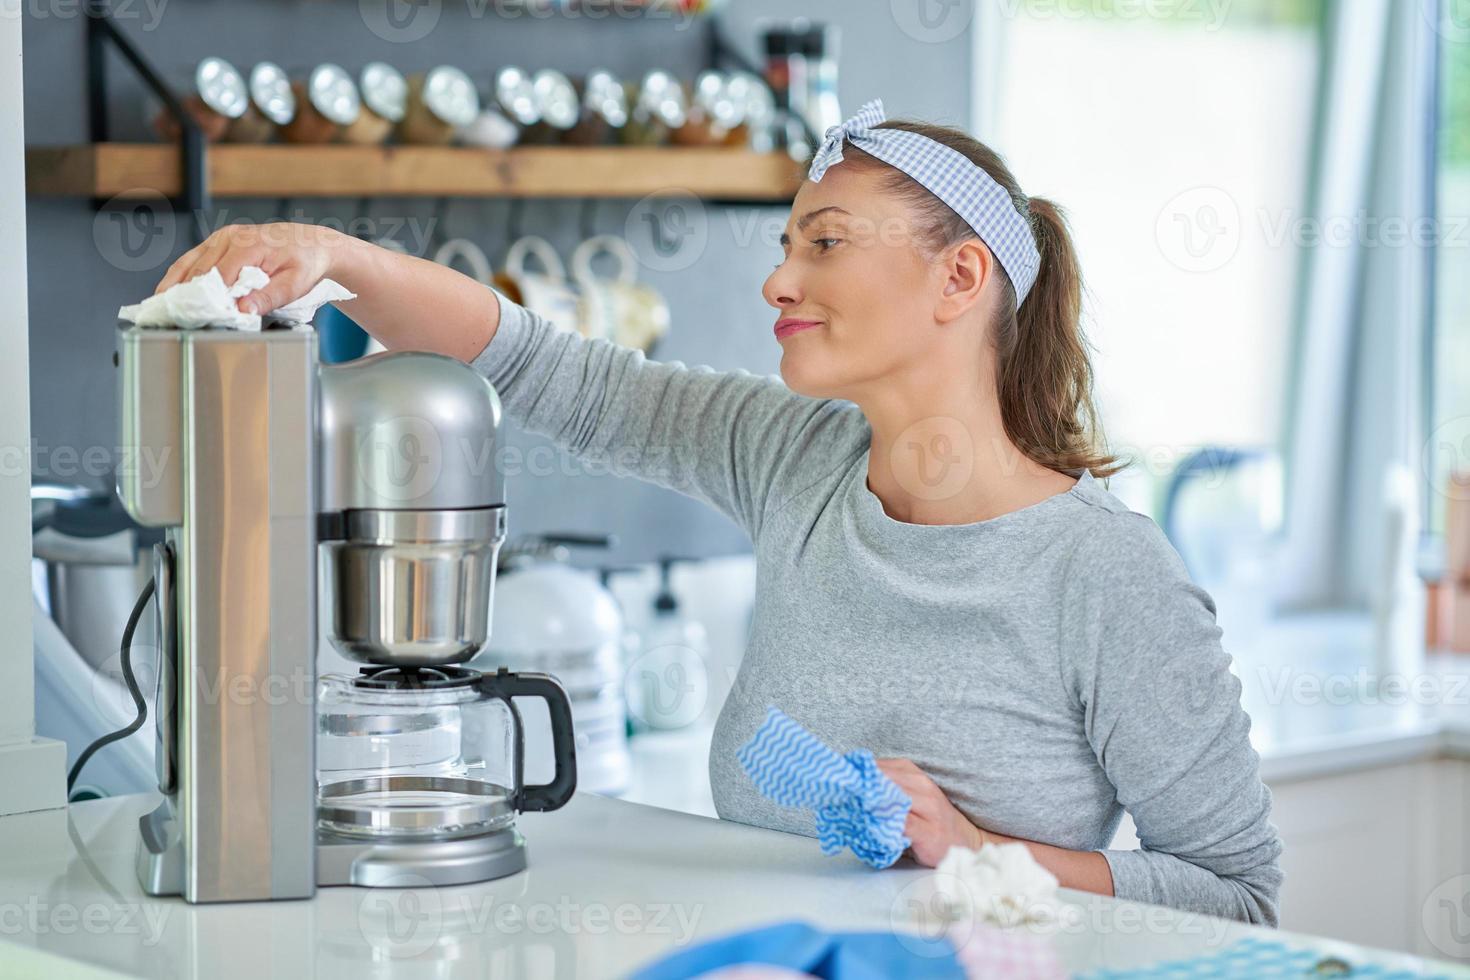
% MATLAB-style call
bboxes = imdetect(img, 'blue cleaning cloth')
[629,920,966,980]
[1077,937,1452,980]
[736,706,912,869]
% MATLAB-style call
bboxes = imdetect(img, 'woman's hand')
[154,222,358,316]
[876,757,1117,897]
[151,222,498,362]
[875,757,988,867]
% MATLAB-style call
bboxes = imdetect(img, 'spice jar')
[493,66,541,143]
[398,65,479,145]
[673,70,740,147]
[224,61,294,143]
[152,57,247,143]
[621,70,686,147]
[282,64,360,144]
[724,71,776,152]
[340,61,405,145]
[520,69,579,145]
[564,70,627,147]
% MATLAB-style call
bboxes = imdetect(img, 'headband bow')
[805,99,1043,305]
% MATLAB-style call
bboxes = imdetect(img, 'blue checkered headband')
[808,99,1042,306]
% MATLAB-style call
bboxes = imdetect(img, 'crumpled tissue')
[118,265,355,331]
[932,842,1063,927]
[735,706,911,869]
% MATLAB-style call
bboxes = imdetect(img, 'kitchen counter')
[0,792,1461,978]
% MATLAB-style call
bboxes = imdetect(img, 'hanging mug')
[434,237,495,286]
[570,235,670,353]
[492,236,584,337]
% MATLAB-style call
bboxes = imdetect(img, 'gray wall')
[22,0,973,566]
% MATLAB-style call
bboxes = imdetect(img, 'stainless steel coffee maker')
[117,320,576,903]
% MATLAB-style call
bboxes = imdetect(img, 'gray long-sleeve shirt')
[471,291,1284,925]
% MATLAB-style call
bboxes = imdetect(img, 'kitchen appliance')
[116,319,576,903]
[476,535,631,797]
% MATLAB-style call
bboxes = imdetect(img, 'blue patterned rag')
[736,706,912,869]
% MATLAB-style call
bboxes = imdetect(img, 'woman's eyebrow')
[780,206,855,246]
[795,206,853,231]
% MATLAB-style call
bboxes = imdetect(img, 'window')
[992,0,1325,525]
[1429,10,1470,537]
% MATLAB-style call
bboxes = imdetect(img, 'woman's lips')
[774,319,822,340]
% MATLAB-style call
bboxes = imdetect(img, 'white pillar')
[0,7,66,814]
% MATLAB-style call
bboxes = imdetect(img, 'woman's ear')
[934,239,992,324]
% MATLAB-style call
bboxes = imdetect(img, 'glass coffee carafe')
[316,664,576,843]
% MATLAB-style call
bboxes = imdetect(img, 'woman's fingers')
[155,245,209,294]
[236,265,313,316]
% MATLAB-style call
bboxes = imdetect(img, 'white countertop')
[0,791,1462,979]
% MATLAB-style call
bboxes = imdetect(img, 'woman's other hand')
[875,757,987,867]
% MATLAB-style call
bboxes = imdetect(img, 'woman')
[155,102,1283,925]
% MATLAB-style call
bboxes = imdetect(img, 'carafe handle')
[478,669,578,812]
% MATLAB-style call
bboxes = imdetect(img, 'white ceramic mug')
[570,234,670,352]
[493,236,584,337]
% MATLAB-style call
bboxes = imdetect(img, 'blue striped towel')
[736,706,912,869]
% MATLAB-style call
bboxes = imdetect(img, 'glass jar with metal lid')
[519,69,578,145]
[151,57,247,143]
[565,69,628,147]
[341,61,406,145]
[621,70,688,146]
[283,63,361,144]
[724,71,777,151]
[399,65,479,145]
[492,66,541,144]
[224,61,295,143]
[674,70,742,147]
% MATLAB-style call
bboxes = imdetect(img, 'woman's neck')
[856,363,1077,526]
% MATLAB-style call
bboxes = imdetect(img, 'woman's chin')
[778,356,840,399]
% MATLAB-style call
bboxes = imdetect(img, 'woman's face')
[763,164,950,400]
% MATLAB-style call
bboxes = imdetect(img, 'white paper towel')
[933,842,1064,927]
[118,266,355,331]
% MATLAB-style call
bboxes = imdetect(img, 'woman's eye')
[812,238,842,252]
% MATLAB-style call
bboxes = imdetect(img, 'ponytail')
[843,122,1124,480]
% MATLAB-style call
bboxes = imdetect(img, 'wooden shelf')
[26,143,805,201]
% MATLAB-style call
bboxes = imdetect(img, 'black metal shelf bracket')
[84,0,208,231]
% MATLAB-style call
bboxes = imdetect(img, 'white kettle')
[472,536,631,796]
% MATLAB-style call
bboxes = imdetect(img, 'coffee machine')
[117,321,577,903]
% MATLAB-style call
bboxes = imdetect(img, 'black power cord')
[66,576,155,799]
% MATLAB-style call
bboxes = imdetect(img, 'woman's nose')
[763,262,803,310]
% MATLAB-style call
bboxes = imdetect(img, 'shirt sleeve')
[1060,510,1285,926]
[468,289,862,540]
